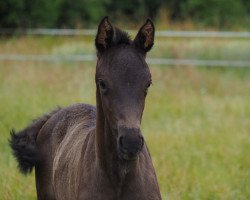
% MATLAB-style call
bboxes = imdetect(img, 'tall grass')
[0,36,249,199]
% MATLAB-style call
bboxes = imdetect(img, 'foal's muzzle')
[117,127,144,161]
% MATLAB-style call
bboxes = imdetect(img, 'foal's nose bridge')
[118,126,141,135]
[117,117,141,130]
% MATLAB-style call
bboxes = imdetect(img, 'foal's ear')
[95,16,114,54]
[134,19,155,54]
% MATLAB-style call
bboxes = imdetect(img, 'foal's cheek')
[102,97,117,123]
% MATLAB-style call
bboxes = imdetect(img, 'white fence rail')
[1,29,250,67]
[1,54,250,67]
[1,28,250,38]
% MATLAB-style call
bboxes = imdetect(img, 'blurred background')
[0,0,250,200]
[0,0,250,29]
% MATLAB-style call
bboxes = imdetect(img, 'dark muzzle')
[118,127,144,161]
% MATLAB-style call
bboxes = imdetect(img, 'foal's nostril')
[119,136,129,153]
[119,136,124,147]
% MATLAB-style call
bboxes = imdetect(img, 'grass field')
[0,36,250,199]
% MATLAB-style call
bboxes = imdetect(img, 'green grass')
[0,36,250,199]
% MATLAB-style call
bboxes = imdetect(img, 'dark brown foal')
[10,17,162,200]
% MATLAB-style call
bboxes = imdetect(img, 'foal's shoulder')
[44,103,96,127]
[40,103,96,142]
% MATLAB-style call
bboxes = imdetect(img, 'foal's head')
[95,17,155,161]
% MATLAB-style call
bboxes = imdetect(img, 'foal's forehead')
[98,46,151,79]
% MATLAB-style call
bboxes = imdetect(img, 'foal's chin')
[118,151,140,161]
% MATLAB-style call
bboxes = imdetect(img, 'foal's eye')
[98,79,108,94]
[144,81,152,96]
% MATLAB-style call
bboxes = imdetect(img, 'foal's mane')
[112,27,131,46]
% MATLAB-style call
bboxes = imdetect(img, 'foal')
[10,17,162,200]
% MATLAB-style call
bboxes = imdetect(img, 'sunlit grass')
[0,36,250,199]
[144,67,250,199]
